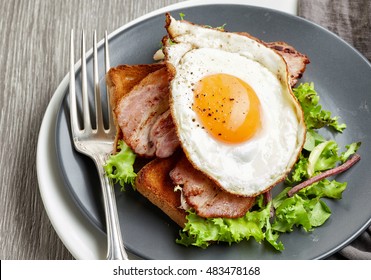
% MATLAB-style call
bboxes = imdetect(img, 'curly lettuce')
[104,140,137,190]
[288,140,361,183]
[177,198,284,251]
[293,82,346,132]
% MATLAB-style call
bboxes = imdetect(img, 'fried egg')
[164,15,306,197]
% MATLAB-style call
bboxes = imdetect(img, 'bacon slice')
[170,154,256,218]
[107,64,165,111]
[106,64,166,153]
[150,109,179,158]
[265,41,310,87]
[114,67,179,157]
[209,30,309,88]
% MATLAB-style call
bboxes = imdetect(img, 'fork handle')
[95,155,129,260]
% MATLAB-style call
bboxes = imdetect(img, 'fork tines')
[69,30,114,136]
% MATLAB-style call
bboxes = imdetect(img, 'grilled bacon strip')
[114,67,180,158]
[170,154,256,219]
[265,41,310,87]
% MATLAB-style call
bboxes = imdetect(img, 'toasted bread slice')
[135,153,187,227]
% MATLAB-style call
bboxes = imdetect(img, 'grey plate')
[55,4,371,259]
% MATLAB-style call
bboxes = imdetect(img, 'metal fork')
[69,30,129,260]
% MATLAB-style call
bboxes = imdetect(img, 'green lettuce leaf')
[272,194,313,232]
[272,190,332,233]
[104,140,137,190]
[304,129,326,151]
[288,140,360,182]
[293,83,346,132]
[300,179,347,200]
[305,199,332,227]
[340,142,361,163]
[179,12,185,20]
[177,199,284,251]
[286,154,309,184]
[307,140,339,177]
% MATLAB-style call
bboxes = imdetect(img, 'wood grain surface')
[0,0,179,260]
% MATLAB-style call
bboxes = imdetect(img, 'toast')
[135,153,187,227]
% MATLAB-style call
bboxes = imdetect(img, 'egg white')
[165,15,306,197]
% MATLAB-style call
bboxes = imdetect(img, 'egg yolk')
[193,73,261,143]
